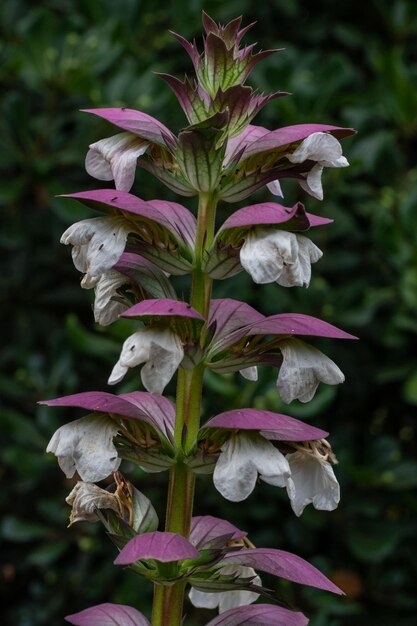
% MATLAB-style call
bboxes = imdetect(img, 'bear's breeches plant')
[43,13,356,626]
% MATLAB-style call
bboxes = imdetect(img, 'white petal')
[219,589,258,613]
[239,366,258,381]
[82,218,129,281]
[140,329,184,395]
[267,179,284,197]
[189,565,261,613]
[85,149,113,181]
[86,132,148,192]
[94,270,130,326]
[300,164,324,200]
[108,360,130,385]
[286,451,340,516]
[213,432,292,502]
[277,338,345,404]
[277,235,323,288]
[108,330,151,384]
[108,328,183,392]
[288,132,343,164]
[218,566,261,613]
[188,588,221,610]
[240,229,298,284]
[61,216,131,284]
[66,481,122,525]
[71,244,89,273]
[46,415,120,482]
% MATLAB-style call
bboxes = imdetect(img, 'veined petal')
[85,132,148,192]
[66,481,123,526]
[240,229,298,284]
[277,338,345,404]
[46,415,120,482]
[286,450,340,516]
[94,269,130,326]
[213,432,291,502]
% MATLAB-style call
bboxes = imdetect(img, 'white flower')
[286,444,340,516]
[288,132,349,200]
[213,432,294,502]
[108,327,184,395]
[85,132,148,192]
[189,565,261,613]
[46,415,120,482]
[240,228,322,287]
[93,269,130,326]
[66,481,123,526]
[61,216,131,288]
[277,338,345,404]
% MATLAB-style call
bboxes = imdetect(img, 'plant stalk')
[151,192,217,626]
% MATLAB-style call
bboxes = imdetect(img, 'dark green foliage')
[1,1,416,624]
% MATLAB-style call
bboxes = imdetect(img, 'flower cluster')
[43,13,355,626]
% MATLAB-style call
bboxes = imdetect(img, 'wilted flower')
[213,432,294,502]
[85,132,149,192]
[288,131,349,200]
[46,415,120,482]
[108,327,184,395]
[240,228,322,287]
[66,481,123,526]
[60,216,131,288]
[189,564,261,613]
[286,440,340,516]
[277,338,345,403]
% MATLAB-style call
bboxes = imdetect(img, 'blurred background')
[1,0,417,624]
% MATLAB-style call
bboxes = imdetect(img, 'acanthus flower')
[200,408,328,504]
[239,228,322,287]
[277,338,345,404]
[108,299,204,394]
[213,432,294,502]
[46,414,121,482]
[85,132,149,192]
[288,131,349,200]
[286,439,340,516]
[205,298,355,403]
[207,199,330,282]
[60,215,131,288]
[108,327,184,394]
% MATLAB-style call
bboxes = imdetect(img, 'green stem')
[151,192,217,626]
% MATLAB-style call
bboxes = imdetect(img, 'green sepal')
[175,113,228,192]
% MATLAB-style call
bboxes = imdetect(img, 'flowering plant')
[43,13,356,626]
